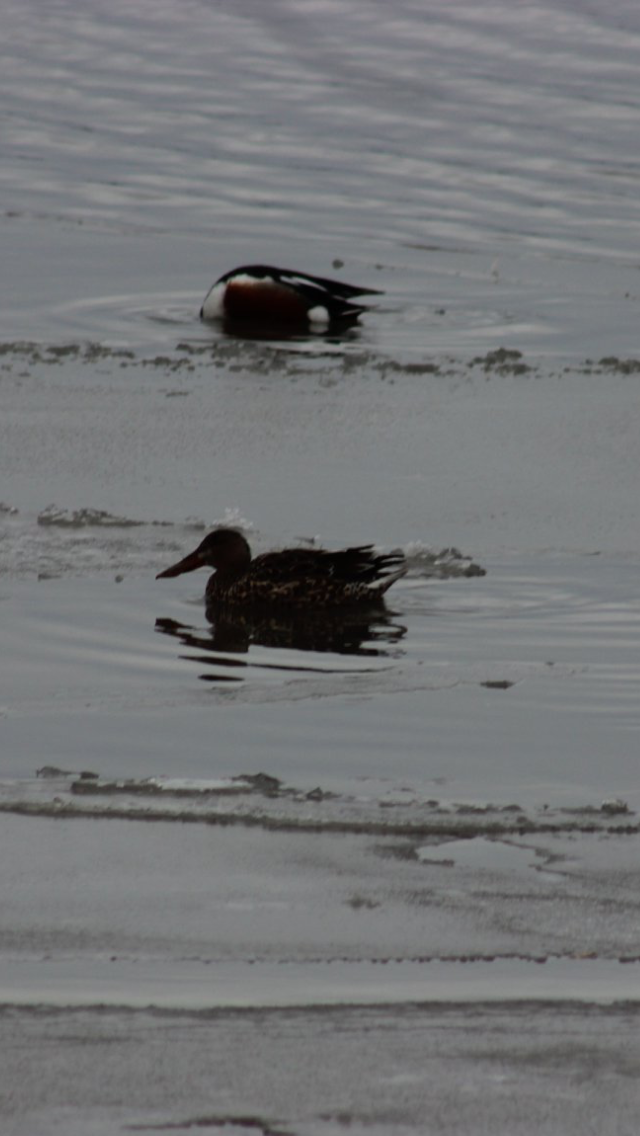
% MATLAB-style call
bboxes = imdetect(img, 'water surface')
[1,10,640,1124]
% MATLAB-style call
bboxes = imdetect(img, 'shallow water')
[3,0,640,356]
[2,548,639,809]
[2,0,640,805]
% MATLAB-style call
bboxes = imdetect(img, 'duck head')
[156,528,252,580]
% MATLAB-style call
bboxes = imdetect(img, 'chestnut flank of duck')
[200,265,381,327]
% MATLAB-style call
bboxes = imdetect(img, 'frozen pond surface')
[2,0,640,1131]
[2,1000,640,1136]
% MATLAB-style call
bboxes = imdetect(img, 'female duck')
[157,528,406,608]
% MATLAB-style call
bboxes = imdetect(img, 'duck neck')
[207,561,247,599]
[216,541,252,585]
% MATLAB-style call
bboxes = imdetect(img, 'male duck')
[200,265,381,328]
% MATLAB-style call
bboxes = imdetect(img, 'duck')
[156,528,407,608]
[200,265,381,328]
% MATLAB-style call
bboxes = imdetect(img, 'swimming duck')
[200,265,381,328]
[156,528,407,607]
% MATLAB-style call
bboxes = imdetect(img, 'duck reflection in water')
[155,602,407,684]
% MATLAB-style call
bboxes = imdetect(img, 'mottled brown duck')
[156,528,407,608]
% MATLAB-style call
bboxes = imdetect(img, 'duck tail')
[371,562,408,596]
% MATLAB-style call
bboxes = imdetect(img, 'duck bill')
[156,549,204,579]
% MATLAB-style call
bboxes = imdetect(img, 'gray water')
[2,0,640,808]
[3,0,640,356]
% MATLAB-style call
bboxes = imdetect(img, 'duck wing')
[252,545,405,585]
[274,269,382,301]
